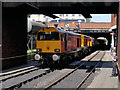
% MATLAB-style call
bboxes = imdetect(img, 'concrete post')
[111,33,114,48]
[117,0,120,87]
[118,1,120,69]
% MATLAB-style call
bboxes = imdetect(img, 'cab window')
[37,32,59,40]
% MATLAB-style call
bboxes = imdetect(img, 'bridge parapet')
[66,28,111,33]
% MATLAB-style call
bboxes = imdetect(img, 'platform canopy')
[2,0,119,18]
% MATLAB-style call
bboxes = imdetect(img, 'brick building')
[48,21,111,29]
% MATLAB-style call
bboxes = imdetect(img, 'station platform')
[87,50,118,88]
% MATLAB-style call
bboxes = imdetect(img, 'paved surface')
[87,50,118,88]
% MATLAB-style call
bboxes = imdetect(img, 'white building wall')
[30,14,52,22]
[29,14,86,23]
[54,14,85,19]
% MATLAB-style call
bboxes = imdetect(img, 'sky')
[90,14,111,22]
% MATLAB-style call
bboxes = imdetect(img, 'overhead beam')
[43,13,59,19]
[1,0,119,2]
[71,2,92,18]
[3,2,118,14]
[18,3,59,19]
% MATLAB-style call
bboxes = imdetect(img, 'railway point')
[0,0,120,89]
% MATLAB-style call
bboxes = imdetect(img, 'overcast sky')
[90,14,111,22]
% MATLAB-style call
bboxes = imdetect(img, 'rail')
[44,51,101,90]
[76,51,105,89]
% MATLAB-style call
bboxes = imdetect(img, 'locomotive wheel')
[84,50,87,55]
[41,59,48,66]
[88,48,91,53]
[60,55,68,65]
[68,55,72,60]
[84,51,87,57]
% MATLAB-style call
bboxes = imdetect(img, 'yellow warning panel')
[81,34,84,47]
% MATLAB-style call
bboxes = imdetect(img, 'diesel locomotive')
[34,27,94,64]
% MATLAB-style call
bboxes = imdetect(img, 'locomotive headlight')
[54,49,60,52]
[52,54,60,61]
[34,54,40,60]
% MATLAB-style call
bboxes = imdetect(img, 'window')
[37,32,59,40]
[43,15,46,18]
[77,38,79,47]
[72,14,75,16]
[59,18,62,22]
[50,20,57,23]
[65,20,69,23]
[86,39,87,46]
[59,14,62,16]
[72,20,78,23]
[61,35,63,41]
[68,37,71,41]
[81,19,85,22]
[84,39,86,46]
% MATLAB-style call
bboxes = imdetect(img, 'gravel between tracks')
[20,69,74,88]
[51,69,88,88]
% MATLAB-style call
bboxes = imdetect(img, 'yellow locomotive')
[34,27,94,64]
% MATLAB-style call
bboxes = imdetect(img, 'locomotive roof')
[54,27,92,38]
[54,27,81,36]
[39,27,93,39]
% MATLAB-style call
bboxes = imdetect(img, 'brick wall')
[2,8,27,69]
[48,22,111,29]
[111,14,117,27]
[80,23,111,29]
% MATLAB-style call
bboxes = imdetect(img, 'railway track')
[44,51,104,89]
[1,65,42,81]
[1,51,98,82]
[1,54,39,82]
[2,50,102,90]
[2,68,51,90]
[76,51,105,89]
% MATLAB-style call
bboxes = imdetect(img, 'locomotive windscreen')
[37,32,59,40]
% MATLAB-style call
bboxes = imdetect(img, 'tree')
[27,14,31,18]
[86,18,91,23]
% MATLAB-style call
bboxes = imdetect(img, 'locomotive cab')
[35,27,62,63]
